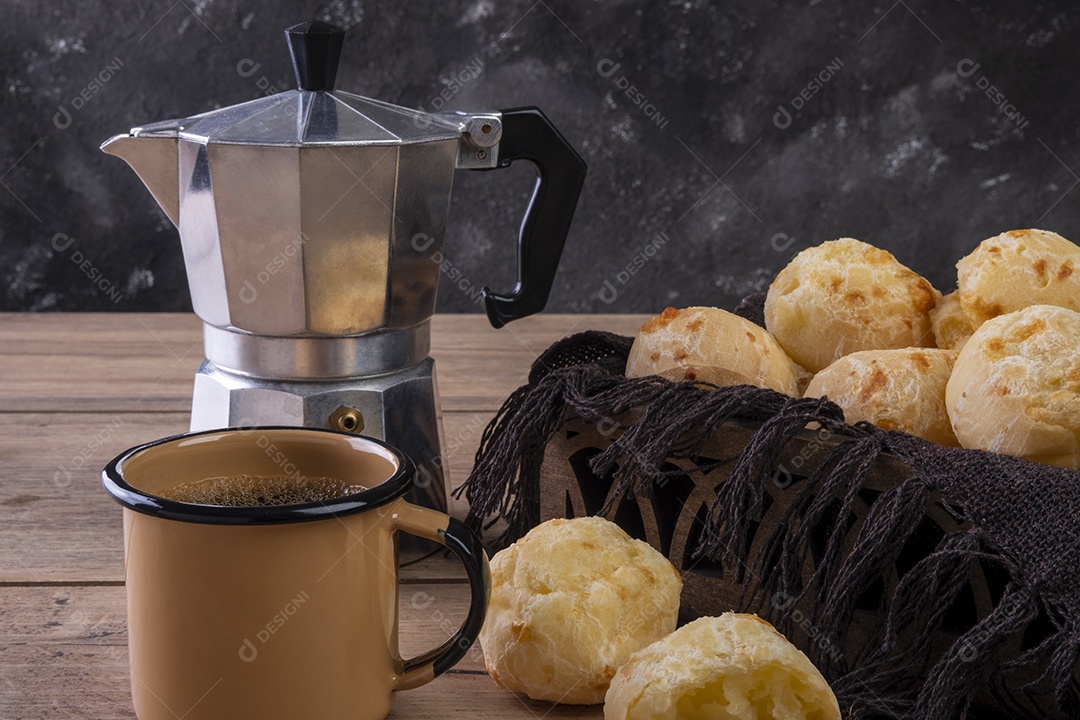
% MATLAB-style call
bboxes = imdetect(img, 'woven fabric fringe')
[454,330,1080,720]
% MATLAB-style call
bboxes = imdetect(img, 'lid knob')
[285,21,346,91]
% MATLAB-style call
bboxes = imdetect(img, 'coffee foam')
[161,474,366,507]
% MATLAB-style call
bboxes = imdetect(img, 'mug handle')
[390,501,491,691]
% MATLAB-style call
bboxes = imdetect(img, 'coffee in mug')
[160,474,366,506]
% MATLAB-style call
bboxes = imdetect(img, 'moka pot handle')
[470,107,587,328]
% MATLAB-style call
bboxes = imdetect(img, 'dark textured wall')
[2,1,1077,315]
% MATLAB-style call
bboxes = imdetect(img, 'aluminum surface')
[102,99,504,337]
[130,91,463,147]
[203,322,430,380]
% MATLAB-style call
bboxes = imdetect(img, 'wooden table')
[0,312,646,720]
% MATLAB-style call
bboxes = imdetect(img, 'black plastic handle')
[393,512,490,689]
[429,518,490,676]
[476,107,587,328]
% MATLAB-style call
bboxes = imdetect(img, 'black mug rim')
[101,426,415,525]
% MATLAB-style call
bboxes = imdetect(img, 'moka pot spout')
[101,124,180,227]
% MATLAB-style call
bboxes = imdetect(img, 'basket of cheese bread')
[459,229,1080,719]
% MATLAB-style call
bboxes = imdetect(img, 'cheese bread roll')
[626,306,802,396]
[957,229,1080,327]
[604,614,840,720]
[930,291,975,351]
[946,304,1080,467]
[805,348,958,446]
[480,517,681,705]
[765,238,939,373]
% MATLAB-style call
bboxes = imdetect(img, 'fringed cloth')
[455,319,1080,719]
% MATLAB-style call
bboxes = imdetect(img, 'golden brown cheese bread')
[479,517,682,705]
[604,614,840,720]
[946,304,1080,467]
[625,306,802,396]
[805,348,958,446]
[930,291,975,351]
[956,229,1080,327]
[765,238,940,373]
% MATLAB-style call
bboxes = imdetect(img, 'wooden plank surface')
[0,314,645,413]
[0,312,644,718]
[0,584,603,720]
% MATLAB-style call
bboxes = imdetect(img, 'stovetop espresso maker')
[102,21,586,515]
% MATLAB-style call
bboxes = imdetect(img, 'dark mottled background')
[1,0,1077,314]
